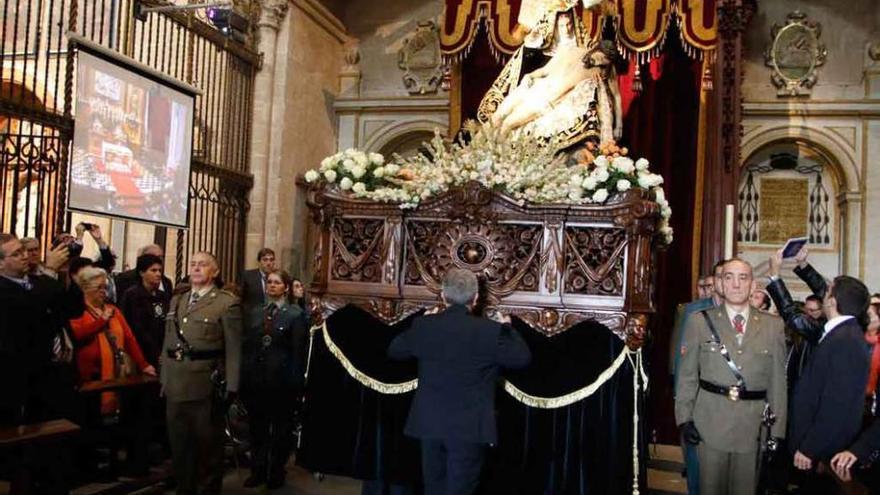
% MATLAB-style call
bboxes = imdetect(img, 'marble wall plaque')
[759,178,808,244]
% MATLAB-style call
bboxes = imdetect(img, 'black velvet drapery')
[297,306,646,494]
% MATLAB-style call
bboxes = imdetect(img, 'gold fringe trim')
[317,322,418,394]
[316,323,649,408]
[504,346,648,409]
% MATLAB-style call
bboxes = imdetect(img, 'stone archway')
[738,133,859,282]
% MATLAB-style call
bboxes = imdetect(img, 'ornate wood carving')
[305,182,661,344]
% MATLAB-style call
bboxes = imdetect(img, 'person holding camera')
[160,251,242,495]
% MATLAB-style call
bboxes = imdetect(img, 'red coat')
[70,305,149,382]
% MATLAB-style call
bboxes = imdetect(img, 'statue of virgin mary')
[478,0,621,149]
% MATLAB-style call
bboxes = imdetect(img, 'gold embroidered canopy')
[440,0,718,64]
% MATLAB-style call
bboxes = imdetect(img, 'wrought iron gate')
[1,0,257,281]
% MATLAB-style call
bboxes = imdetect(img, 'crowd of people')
[4,223,880,495]
[0,228,309,494]
[671,248,880,495]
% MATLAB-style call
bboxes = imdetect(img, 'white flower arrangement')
[303,124,674,244]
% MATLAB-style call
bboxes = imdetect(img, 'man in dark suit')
[788,274,871,494]
[0,233,79,493]
[240,248,276,313]
[115,243,173,297]
[388,268,531,495]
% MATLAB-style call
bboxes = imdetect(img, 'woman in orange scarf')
[70,266,155,415]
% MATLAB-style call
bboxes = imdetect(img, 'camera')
[81,222,95,231]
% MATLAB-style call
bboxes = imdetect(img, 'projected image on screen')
[71,49,194,227]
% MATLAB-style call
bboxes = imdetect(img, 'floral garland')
[304,124,673,244]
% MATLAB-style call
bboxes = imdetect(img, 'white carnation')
[593,155,609,168]
[352,166,366,179]
[568,175,584,188]
[593,167,610,183]
[592,188,609,203]
[324,169,337,183]
[340,177,353,190]
[612,156,635,174]
[352,182,366,194]
[616,179,631,192]
[319,157,333,171]
[369,152,384,164]
[304,170,319,183]
[654,187,666,204]
[582,176,598,191]
[373,167,385,178]
[385,163,400,175]
[355,153,369,167]
[342,159,355,171]
[635,158,650,171]
[568,189,583,201]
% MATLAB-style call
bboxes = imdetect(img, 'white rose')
[568,189,584,201]
[304,170,319,183]
[635,158,650,171]
[373,167,385,178]
[355,154,369,167]
[319,157,333,171]
[385,163,400,175]
[612,156,635,175]
[568,175,584,188]
[352,166,366,179]
[582,176,598,191]
[324,169,337,183]
[342,159,355,171]
[369,152,384,164]
[661,205,672,219]
[637,174,653,189]
[593,155,609,168]
[593,167,610,183]
[352,182,366,194]
[340,177,353,190]
[616,179,631,192]
[592,188,609,203]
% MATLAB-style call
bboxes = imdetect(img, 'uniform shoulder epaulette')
[217,288,239,299]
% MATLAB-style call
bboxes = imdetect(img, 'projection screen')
[69,39,196,228]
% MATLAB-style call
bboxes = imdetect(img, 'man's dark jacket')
[789,318,869,461]
[240,269,267,312]
[387,304,531,444]
[115,268,173,304]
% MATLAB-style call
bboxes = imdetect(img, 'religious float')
[293,0,711,493]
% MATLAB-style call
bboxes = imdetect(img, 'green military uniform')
[160,286,242,495]
[675,305,787,495]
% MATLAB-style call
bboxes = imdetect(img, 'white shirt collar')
[724,304,750,332]
[820,315,854,343]
[190,285,213,299]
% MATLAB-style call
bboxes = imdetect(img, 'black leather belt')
[700,379,767,401]
[166,349,223,361]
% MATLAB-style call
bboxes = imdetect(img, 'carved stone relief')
[398,21,443,95]
[764,11,827,97]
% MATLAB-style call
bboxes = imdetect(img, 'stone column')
[246,0,289,266]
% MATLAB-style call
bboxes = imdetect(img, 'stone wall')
[739,0,880,294]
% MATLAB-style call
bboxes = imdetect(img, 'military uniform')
[160,286,242,495]
[675,305,787,495]
[240,301,308,485]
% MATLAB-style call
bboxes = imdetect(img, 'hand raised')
[795,246,809,268]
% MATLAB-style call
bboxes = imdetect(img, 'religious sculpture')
[478,0,621,150]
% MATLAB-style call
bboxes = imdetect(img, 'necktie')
[733,314,745,334]
[189,291,201,310]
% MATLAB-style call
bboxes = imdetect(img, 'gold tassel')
[701,50,715,91]
[631,61,643,94]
